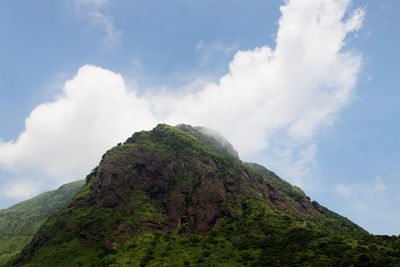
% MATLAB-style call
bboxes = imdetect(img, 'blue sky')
[0,0,399,235]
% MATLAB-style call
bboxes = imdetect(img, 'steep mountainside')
[0,180,84,266]
[14,124,400,266]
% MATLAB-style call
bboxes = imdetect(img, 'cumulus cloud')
[150,0,365,187]
[73,0,122,46]
[0,66,156,182]
[0,0,364,199]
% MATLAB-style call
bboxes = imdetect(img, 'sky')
[0,0,399,235]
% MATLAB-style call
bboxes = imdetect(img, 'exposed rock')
[16,124,342,265]
[103,240,121,251]
[83,239,97,249]
[115,235,129,244]
[118,223,133,235]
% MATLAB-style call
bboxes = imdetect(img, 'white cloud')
[73,0,122,46]
[151,0,364,185]
[0,0,364,196]
[0,65,157,183]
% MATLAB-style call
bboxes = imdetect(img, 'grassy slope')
[0,180,85,266]
[14,125,400,266]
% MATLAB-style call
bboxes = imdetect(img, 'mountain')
[12,124,400,266]
[0,180,84,266]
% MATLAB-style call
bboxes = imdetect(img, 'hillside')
[13,124,400,266]
[0,180,84,266]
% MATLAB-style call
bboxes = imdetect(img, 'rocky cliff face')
[74,125,324,236]
[15,124,399,267]
[85,144,318,235]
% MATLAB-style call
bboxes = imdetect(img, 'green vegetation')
[16,196,400,266]
[123,124,227,161]
[7,124,400,266]
[175,124,239,160]
[245,162,306,202]
[0,180,84,266]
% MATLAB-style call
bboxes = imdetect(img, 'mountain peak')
[13,124,400,266]
[175,124,239,160]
